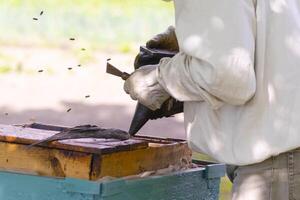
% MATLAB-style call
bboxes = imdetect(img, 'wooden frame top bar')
[0,124,149,154]
[0,124,191,180]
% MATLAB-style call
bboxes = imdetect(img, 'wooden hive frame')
[0,124,191,180]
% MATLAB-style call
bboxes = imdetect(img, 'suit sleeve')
[157,0,256,109]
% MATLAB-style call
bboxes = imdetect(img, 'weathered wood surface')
[0,164,224,200]
[96,142,191,180]
[0,124,192,180]
[0,125,147,154]
[0,142,92,179]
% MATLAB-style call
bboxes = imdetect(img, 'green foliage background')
[0,0,174,52]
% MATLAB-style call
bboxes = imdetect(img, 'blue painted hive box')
[0,124,225,200]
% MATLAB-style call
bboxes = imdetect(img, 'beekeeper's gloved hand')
[124,65,170,111]
[146,26,179,52]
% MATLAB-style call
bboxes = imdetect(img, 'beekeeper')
[124,0,300,199]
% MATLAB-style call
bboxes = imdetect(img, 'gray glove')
[146,26,179,52]
[126,26,177,111]
[123,65,170,111]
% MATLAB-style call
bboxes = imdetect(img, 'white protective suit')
[158,0,300,165]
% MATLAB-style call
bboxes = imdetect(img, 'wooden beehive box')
[0,124,192,180]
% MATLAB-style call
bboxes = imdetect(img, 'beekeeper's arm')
[125,0,256,110]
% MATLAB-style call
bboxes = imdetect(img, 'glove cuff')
[156,58,173,94]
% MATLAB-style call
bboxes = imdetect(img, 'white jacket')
[158,0,300,165]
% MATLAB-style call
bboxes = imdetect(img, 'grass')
[0,0,174,51]
[0,66,13,74]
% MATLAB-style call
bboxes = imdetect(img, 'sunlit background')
[0,0,230,199]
